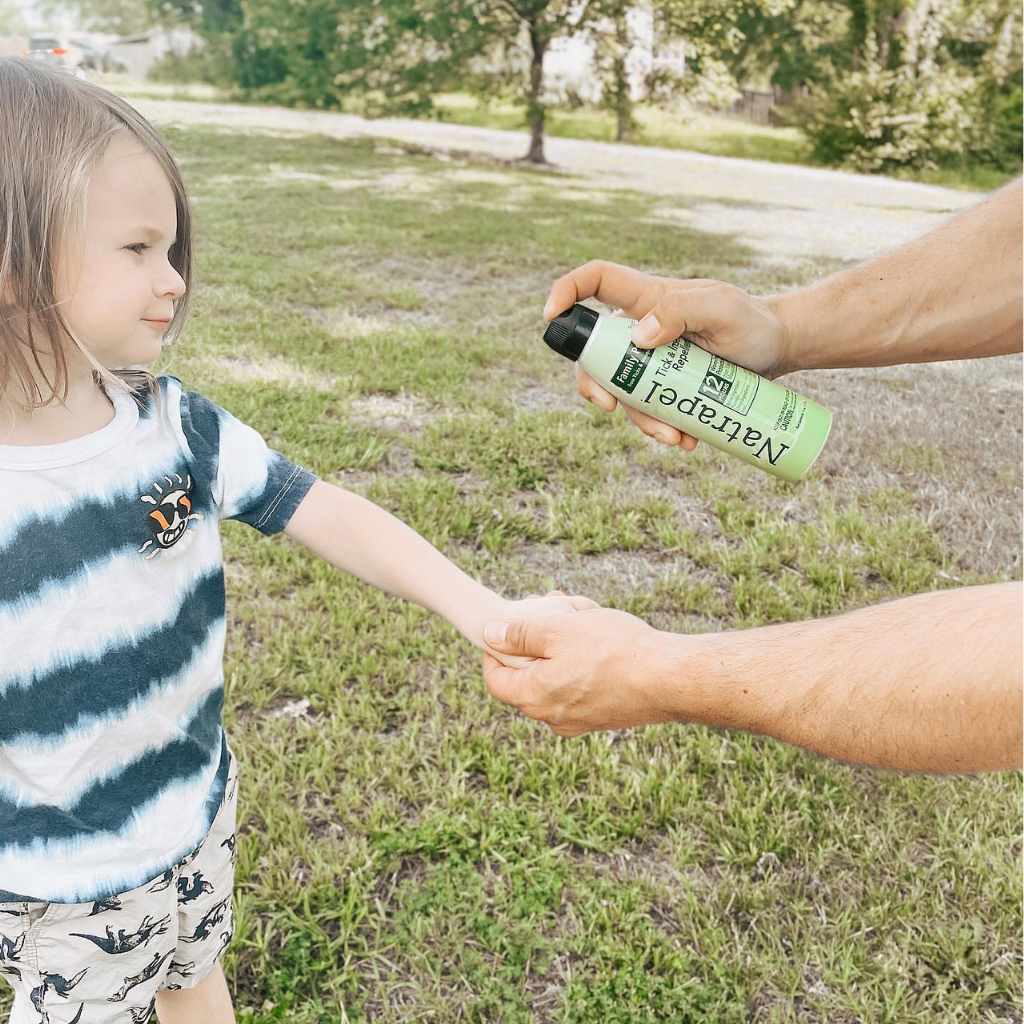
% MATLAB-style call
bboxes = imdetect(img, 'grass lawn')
[2,125,1018,1023]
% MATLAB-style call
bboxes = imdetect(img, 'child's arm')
[284,481,592,653]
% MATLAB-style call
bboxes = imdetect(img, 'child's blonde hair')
[0,58,193,408]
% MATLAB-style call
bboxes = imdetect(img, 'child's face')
[58,131,186,370]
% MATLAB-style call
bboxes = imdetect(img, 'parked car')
[26,34,86,76]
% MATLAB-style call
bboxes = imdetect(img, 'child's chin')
[126,337,164,364]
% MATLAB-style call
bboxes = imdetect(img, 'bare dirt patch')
[302,304,442,336]
[204,353,337,391]
[794,355,1023,577]
[349,392,439,431]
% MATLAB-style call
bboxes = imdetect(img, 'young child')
[0,59,590,1024]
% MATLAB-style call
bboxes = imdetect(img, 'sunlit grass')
[2,125,1017,1024]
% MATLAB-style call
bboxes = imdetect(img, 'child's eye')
[125,243,150,255]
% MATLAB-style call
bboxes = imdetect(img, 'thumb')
[483,618,554,660]
[629,285,720,350]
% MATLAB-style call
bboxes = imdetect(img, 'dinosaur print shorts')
[0,752,239,1024]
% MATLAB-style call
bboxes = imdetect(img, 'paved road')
[133,97,983,266]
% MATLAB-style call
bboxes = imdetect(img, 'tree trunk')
[613,13,633,142]
[525,23,547,163]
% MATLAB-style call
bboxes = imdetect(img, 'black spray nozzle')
[543,303,599,362]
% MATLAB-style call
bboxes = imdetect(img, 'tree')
[356,0,604,163]
[223,0,603,162]
[802,0,1022,171]
[654,0,846,94]
[588,1,639,141]
[654,0,1019,170]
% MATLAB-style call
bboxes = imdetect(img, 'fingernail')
[631,314,660,346]
[484,622,507,645]
[655,429,675,444]
[543,297,557,319]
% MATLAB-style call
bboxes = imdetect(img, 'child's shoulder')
[153,374,214,414]
[154,373,185,398]
[152,376,232,450]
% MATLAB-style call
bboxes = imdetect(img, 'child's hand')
[483,591,599,669]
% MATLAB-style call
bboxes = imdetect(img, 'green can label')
[610,344,652,394]
[698,356,759,416]
[573,310,832,481]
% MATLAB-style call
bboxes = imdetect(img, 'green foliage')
[803,52,977,171]
[148,41,240,87]
[144,0,292,96]
[976,79,1024,171]
[172,0,596,154]
[655,0,1020,173]
[590,5,639,141]
[141,0,1020,176]
[800,0,1022,172]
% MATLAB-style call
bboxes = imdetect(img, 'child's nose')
[159,262,187,300]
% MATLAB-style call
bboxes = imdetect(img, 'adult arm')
[774,176,1023,370]
[546,178,1023,447]
[483,582,1023,773]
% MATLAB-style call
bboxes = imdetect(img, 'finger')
[576,365,617,412]
[491,651,539,669]
[483,652,538,707]
[629,280,732,350]
[483,617,556,659]
[544,260,662,321]
[569,595,599,610]
[551,723,587,738]
[621,403,685,446]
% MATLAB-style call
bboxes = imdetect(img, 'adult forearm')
[770,179,1023,372]
[666,583,1023,772]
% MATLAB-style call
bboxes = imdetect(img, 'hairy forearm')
[285,481,502,645]
[770,179,1023,372]
[661,583,1023,772]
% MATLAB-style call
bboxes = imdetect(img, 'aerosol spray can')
[543,304,832,482]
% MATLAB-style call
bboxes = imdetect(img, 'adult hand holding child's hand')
[482,607,666,735]
[483,592,599,669]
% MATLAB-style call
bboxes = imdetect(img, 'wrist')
[655,626,777,734]
[638,627,708,724]
[457,589,511,649]
[765,290,808,376]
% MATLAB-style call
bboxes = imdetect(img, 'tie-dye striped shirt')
[0,376,316,903]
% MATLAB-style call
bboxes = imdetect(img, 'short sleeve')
[173,382,317,535]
